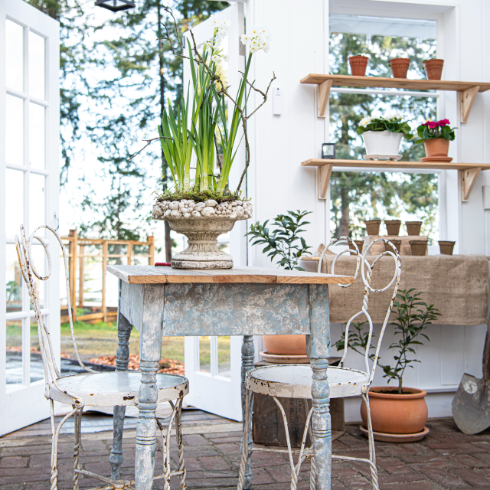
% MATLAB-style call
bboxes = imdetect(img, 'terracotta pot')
[406,221,422,236]
[348,239,364,253]
[385,220,401,236]
[424,59,444,80]
[365,219,381,236]
[410,240,427,256]
[263,335,306,356]
[390,58,410,79]
[361,387,428,434]
[439,240,455,255]
[424,138,449,158]
[349,55,369,77]
[384,239,402,253]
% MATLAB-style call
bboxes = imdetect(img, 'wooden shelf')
[301,159,490,201]
[300,74,490,121]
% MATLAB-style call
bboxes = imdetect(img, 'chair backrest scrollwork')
[317,237,402,389]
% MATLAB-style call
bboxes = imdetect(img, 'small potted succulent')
[414,119,457,161]
[247,210,312,356]
[357,114,413,159]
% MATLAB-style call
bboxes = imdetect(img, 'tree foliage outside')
[329,31,439,241]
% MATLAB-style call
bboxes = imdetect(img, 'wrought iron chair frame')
[237,237,401,490]
[15,225,188,490]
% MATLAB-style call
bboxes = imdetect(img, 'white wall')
[246,0,490,422]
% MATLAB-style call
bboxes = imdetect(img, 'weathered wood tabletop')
[107,265,352,490]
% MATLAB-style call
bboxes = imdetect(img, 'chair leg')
[73,407,82,490]
[237,390,253,490]
[362,393,379,490]
[110,406,127,480]
[175,398,186,490]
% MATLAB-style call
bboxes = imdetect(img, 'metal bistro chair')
[15,225,188,490]
[237,237,401,490]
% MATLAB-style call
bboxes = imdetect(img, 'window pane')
[29,244,46,309]
[6,95,24,166]
[29,103,45,168]
[199,336,211,373]
[218,336,231,378]
[29,31,45,100]
[6,320,24,390]
[29,173,45,231]
[30,317,44,384]
[6,244,23,313]
[6,20,24,91]
[5,169,24,238]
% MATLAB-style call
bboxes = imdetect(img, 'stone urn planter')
[361,387,428,434]
[152,199,253,269]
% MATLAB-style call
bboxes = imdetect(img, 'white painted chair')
[15,225,188,490]
[237,237,401,490]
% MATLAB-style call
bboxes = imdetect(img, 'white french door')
[183,3,246,421]
[0,0,60,435]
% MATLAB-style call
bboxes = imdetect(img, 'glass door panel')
[28,31,45,100]
[29,103,45,168]
[6,19,24,91]
[5,169,24,238]
[5,95,24,166]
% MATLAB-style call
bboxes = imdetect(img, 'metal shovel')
[452,324,490,434]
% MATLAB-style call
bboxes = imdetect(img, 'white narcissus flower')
[212,54,220,63]
[223,54,229,62]
[241,34,250,45]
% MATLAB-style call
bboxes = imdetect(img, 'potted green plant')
[414,119,457,161]
[336,288,441,436]
[247,210,312,355]
[356,114,413,159]
[144,14,274,269]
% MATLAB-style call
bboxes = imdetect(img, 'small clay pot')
[390,58,410,79]
[424,138,449,159]
[385,219,401,236]
[384,239,402,254]
[439,240,455,255]
[349,55,369,77]
[348,240,364,253]
[424,59,444,80]
[406,221,422,236]
[361,387,428,434]
[410,240,427,256]
[263,335,306,356]
[365,219,381,236]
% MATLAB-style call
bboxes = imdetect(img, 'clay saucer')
[420,156,453,163]
[359,425,429,442]
[260,351,310,364]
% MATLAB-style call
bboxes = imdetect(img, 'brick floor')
[2,418,490,489]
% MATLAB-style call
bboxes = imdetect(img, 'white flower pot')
[362,130,403,157]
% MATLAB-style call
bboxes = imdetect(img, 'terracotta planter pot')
[439,240,455,255]
[263,335,306,356]
[410,240,427,256]
[424,59,444,80]
[390,58,410,79]
[424,138,449,158]
[384,239,402,253]
[361,387,428,434]
[406,221,422,236]
[349,240,364,253]
[365,219,381,236]
[349,55,369,77]
[385,220,401,236]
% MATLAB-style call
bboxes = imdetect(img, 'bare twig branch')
[129,136,172,161]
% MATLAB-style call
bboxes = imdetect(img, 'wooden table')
[106,265,354,490]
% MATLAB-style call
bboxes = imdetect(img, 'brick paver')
[2,418,490,489]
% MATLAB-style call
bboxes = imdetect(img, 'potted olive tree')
[336,288,441,437]
[356,114,413,159]
[247,210,312,356]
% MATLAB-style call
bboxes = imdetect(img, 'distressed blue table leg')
[110,310,132,480]
[135,286,162,490]
[308,284,332,490]
[241,335,254,489]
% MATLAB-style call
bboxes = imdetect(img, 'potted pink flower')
[414,119,457,160]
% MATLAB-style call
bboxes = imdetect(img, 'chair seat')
[50,371,188,407]
[246,365,369,399]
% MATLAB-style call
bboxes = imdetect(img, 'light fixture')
[95,0,135,12]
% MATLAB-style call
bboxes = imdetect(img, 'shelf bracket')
[461,86,480,123]
[317,80,333,118]
[460,167,481,201]
[318,164,333,199]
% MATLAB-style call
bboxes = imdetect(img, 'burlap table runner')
[320,254,489,325]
